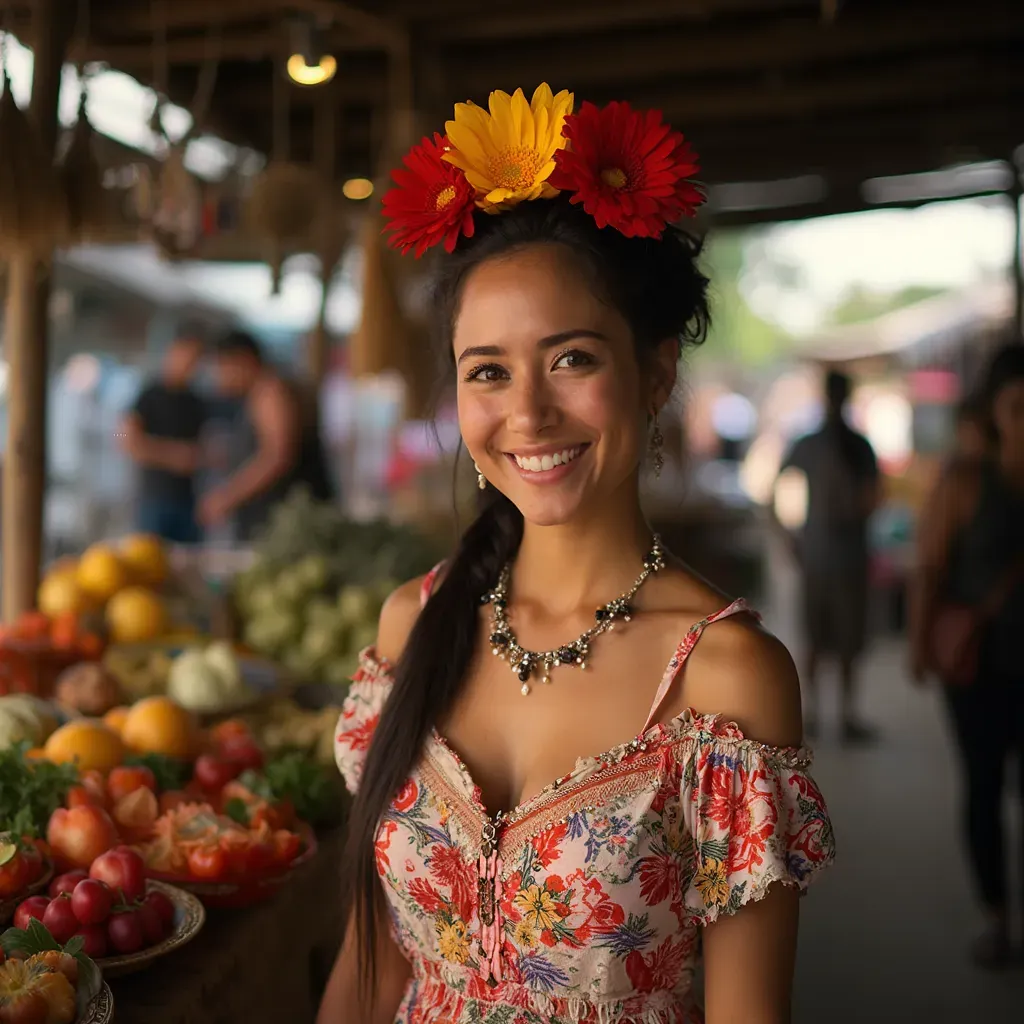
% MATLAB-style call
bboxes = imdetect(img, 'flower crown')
[381,83,704,258]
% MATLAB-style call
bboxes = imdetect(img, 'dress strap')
[420,563,445,609]
[641,598,759,733]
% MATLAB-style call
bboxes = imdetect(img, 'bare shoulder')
[685,615,803,747]
[376,576,428,663]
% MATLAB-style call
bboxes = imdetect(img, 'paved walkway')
[761,555,1023,1022]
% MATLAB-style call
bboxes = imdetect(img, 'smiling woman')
[322,85,835,1024]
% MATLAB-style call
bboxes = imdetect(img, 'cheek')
[456,388,499,453]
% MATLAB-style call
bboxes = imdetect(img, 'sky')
[2,33,1018,338]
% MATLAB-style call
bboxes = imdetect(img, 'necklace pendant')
[520,681,531,696]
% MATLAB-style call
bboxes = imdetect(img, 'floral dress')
[335,584,835,1024]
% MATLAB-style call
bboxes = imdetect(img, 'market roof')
[8,0,1023,224]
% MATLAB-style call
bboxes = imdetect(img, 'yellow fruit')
[105,587,168,644]
[121,696,197,758]
[76,545,129,602]
[102,705,130,736]
[37,569,85,618]
[120,533,170,586]
[44,718,125,772]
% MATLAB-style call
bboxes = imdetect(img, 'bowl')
[0,858,55,926]
[78,982,115,1024]
[147,826,317,909]
[95,879,205,978]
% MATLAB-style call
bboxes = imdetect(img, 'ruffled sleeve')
[334,646,395,795]
[678,716,835,926]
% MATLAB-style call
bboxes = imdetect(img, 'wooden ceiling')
[9,0,1024,224]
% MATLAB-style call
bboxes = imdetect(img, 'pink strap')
[641,598,759,732]
[420,563,444,608]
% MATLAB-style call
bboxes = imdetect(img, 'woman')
[910,343,1024,968]
[322,86,835,1024]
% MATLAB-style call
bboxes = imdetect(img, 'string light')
[342,178,374,200]
[286,53,337,87]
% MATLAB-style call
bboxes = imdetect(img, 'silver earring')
[474,462,486,490]
[648,415,664,478]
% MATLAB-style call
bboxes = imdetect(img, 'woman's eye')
[553,349,595,370]
[464,363,508,383]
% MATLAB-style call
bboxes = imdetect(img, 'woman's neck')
[510,489,654,617]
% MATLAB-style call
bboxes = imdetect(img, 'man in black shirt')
[120,325,207,543]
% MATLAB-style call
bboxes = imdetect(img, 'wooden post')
[2,0,74,621]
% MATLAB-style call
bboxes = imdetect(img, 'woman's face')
[992,379,1024,450]
[452,244,675,528]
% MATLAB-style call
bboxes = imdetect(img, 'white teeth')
[514,446,582,472]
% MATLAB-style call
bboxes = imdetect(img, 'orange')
[119,534,170,586]
[121,696,197,759]
[76,545,129,603]
[105,587,167,644]
[38,569,85,619]
[44,719,125,773]
[102,705,130,736]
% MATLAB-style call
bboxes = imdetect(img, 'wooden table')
[110,829,345,1024]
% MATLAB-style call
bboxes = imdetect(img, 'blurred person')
[775,369,881,742]
[120,324,207,544]
[200,330,333,540]
[909,343,1024,968]
[951,394,991,464]
[321,89,834,1024]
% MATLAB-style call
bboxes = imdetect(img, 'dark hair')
[340,195,710,999]
[825,369,850,410]
[213,328,264,362]
[174,319,209,346]
[980,342,1024,445]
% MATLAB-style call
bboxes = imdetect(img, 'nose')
[506,373,555,437]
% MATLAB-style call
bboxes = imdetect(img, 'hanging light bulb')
[286,18,337,87]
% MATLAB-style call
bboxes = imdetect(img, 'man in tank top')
[199,330,334,540]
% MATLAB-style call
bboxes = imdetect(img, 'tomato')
[18,844,43,886]
[223,839,275,879]
[0,852,30,899]
[13,896,50,931]
[193,754,242,792]
[70,878,113,925]
[107,909,145,954]
[217,736,264,771]
[73,923,108,959]
[42,894,79,944]
[48,870,88,899]
[136,901,165,946]
[211,719,251,748]
[47,805,118,871]
[142,890,175,930]
[106,766,156,804]
[271,830,302,868]
[186,845,226,880]
[89,847,146,904]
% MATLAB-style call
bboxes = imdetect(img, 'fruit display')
[0,615,106,700]
[44,723,124,776]
[52,666,122,719]
[0,697,58,753]
[101,648,173,702]
[0,919,110,1021]
[119,698,198,761]
[166,642,249,714]
[0,834,49,907]
[231,489,438,685]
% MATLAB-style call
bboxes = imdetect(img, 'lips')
[511,446,585,474]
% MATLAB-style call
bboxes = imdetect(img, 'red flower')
[382,133,477,257]
[549,101,703,238]
[392,778,419,813]
[428,843,475,922]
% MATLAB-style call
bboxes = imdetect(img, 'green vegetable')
[2,918,102,1015]
[239,751,341,826]
[223,797,250,825]
[123,752,190,793]
[0,743,78,837]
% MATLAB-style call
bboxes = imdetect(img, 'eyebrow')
[456,329,609,365]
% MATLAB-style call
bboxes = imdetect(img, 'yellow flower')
[513,883,561,932]
[444,83,574,212]
[435,918,471,964]
[693,858,730,909]
[513,920,538,949]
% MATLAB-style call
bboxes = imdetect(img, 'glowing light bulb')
[342,178,374,201]
[286,53,337,86]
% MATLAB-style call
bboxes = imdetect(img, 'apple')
[71,879,113,925]
[73,923,108,959]
[107,910,145,954]
[142,890,175,930]
[46,806,118,871]
[13,896,50,931]
[48,870,88,899]
[136,901,165,946]
[41,895,78,945]
[89,847,146,904]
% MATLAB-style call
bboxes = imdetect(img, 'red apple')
[13,896,50,931]
[46,806,118,871]
[73,923,108,959]
[107,909,144,954]
[136,901,165,946]
[142,890,175,930]
[71,878,113,925]
[89,846,145,904]
[41,895,78,945]
[48,869,88,899]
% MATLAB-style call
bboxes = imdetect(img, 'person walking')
[120,324,207,544]
[199,330,334,540]
[776,369,881,742]
[910,343,1024,968]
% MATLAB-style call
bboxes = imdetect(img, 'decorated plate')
[95,880,205,978]
[79,982,115,1024]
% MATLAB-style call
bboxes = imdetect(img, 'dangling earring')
[474,462,487,490]
[648,415,664,478]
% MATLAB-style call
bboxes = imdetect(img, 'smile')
[504,444,590,482]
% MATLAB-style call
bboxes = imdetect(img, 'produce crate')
[0,642,83,698]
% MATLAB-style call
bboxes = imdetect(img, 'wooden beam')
[448,1,1024,92]
[2,0,74,622]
